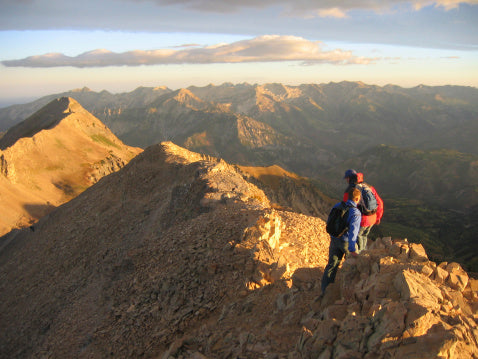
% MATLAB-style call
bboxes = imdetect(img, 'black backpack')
[355,183,378,215]
[326,201,351,238]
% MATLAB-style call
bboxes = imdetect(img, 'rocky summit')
[0,142,476,358]
[0,97,142,236]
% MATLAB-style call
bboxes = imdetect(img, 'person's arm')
[347,208,361,254]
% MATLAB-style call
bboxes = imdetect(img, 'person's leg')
[321,238,347,293]
[357,225,372,252]
[357,227,365,252]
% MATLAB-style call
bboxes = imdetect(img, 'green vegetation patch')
[90,134,121,149]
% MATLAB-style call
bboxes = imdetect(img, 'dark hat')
[343,169,357,179]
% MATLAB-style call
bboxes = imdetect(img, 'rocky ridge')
[0,97,142,235]
[0,142,476,358]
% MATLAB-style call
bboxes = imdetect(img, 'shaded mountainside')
[324,144,478,210]
[320,144,478,273]
[0,142,476,358]
[239,164,334,218]
[0,142,331,358]
[0,97,142,236]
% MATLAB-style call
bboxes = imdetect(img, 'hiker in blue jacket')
[321,187,362,294]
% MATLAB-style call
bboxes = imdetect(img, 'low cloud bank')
[2,35,376,68]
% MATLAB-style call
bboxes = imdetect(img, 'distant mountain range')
[0,82,477,270]
[1,82,477,175]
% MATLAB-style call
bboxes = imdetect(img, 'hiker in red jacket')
[343,169,384,252]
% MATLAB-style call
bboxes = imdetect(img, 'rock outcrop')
[0,142,476,358]
[301,238,478,359]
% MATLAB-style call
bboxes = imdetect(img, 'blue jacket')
[333,199,361,252]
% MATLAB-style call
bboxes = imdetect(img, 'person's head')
[344,169,357,184]
[349,187,361,203]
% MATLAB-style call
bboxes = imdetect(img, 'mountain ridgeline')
[0,97,142,236]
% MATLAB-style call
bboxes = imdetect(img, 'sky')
[0,0,477,106]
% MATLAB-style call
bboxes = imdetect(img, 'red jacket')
[343,173,384,227]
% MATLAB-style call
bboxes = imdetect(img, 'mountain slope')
[0,142,331,357]
[239,164,333,217]
[0,142,476,358]
[0,97,142,235]
[0,97,75,150]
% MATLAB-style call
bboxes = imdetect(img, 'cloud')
[171,43,201,48]
[137,0,477,16]
[315,8,349,19]
[1,35,377,67]
[1,0,474,52]
[412,0,475,10]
